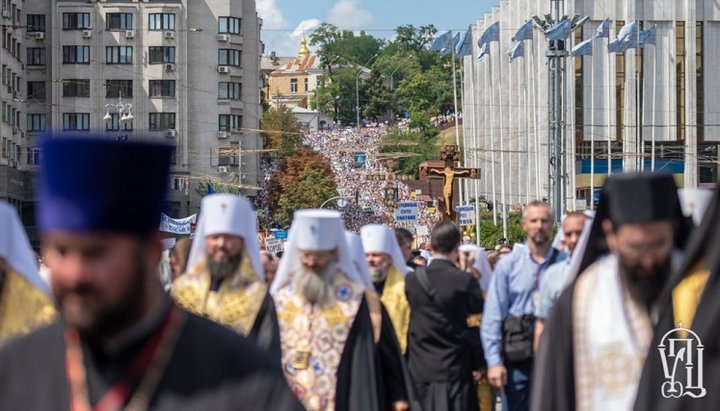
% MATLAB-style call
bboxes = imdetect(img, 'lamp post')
[103,92,134,141]
[356,53,379,128]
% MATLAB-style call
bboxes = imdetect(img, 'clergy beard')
[207,253,242,283]
[293,264,335,306]
[370,267,389,284]
[617,253,672,308]
[56,247,149,341]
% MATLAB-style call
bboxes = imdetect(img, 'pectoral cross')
[420,145,481,222]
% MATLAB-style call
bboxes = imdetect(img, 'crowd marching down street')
[1,127,720,411]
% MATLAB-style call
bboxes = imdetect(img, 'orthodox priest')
[0,201,56,345]
[0,137,303,410]
[634,186,720,410]
[171,193,277,352]
[361,224,412,353]
[270,210,415,411]
[531,173,691,411]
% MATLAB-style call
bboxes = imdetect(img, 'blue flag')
[513,20,533,42]
[478,21,500,46]
[507,41,524,62]
[572,37,593,56]
[207,184,215,195]
[455,28,473,57]
[477,42,489,61]
[546,19,572,41]
[594,18,610,39]
[608,20,638,53]
[640,25,657,46]
[431,31,454,54]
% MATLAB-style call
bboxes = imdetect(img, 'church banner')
[159,213,197,235]
[456,205,475,226]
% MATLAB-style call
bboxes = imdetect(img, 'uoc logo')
[658,327,707,399]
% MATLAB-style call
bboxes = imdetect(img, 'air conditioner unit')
[164,31,175,39]
[1,10,9,18]
[34,32,45,40]
[218,166,229,173]
[165,129,177,138]
[217,66,230,74]
[82,30,92,39]
[125,30,134,39]
[217,131,228,139]
[217,34,230,42]
[165,63,175,72]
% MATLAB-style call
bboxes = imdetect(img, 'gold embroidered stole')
[274,271,364,411]
[672,262,710,335]
[171,256,266,336]
[380,267,410,353]
[0,269,56,346]
[573,256,653,411]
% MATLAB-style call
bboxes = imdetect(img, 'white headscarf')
[460,244,494,291]
[271,209,364,295]
[360,224,411,276]
[186,194,264,280]
[0,202,50,296]
[344,232,373,287]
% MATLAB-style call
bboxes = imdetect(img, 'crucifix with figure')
[420,145,481,222]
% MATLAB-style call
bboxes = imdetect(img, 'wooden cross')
[419,145,481,222]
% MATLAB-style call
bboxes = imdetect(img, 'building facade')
[265,37,322,110]
[462,0,719,212]
[0,0,262,240]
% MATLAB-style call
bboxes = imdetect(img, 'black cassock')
[530,283,577,411]
[0,307,304,411]
[267,294,423,411]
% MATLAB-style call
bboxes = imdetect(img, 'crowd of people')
[3,133,720,411]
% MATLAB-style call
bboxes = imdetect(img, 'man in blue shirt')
[481,201,566,411]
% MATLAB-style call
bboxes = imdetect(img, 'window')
[63,13,91,30]
[105,80,132,98]
[149,13,175,31]
[63,113,90,131]
[105,113,133,131]
[149,47,175,64]
[63,79,90,97]
[106,46,133,64]
[27,147,40,165]
[676,22,686,141]
[218,146,237,166]
[27,48,46,65]
[26,114,46,131]
[218,114,242,131]
[149,113,175,130]
[218,49,241,66]
[27,81,46,100]
[304,78,309,92]
[106,13,133,30]
[218,82,242,99]
[27,14,45,32]
[290,78,298,93]
[218,17,241,34]
[63,46,90,64]
[149,80,175,97]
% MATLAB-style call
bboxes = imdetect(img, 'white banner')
[394,201,419,222]
[159,213,197,235]
[265,237,284,255]
[456,205,475,226]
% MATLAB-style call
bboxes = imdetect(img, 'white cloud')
[256,0,287,29]
[264,19,322,57]
[328,0,374,29]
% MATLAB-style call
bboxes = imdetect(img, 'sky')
[258,0,497,57]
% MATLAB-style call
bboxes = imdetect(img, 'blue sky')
[258,0,497,56]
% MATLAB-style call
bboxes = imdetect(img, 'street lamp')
[355,53,379,128]
[103,92,133,141]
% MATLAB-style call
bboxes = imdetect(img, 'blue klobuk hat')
[37,136,172,235]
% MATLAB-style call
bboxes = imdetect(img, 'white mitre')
[186,193,264,280]
[360,224,411,276]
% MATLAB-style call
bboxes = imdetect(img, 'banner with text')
[456,205,475,226]
[394,201,419,222]
[159,213,197,235]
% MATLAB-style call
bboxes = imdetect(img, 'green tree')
[362,70,393,121]
[261,105,301,158]
[276,168,337,226]
[381,117,442,177]
[392,24,437,53]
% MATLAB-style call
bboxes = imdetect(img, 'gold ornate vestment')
[380,267,410,353]
[274,271,365,411]
[171,255,267,336]
[0,269,56,346]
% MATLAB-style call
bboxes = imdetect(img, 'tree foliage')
[381,117,442,177]
[261,105,302,158]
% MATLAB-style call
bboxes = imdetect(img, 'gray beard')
[370,267,388,284]
[207,253,242,283]
[293,264,335,306]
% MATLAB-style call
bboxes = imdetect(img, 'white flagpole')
[651,40,657,171]
[488,53,498,226]
[531,39,541,198]
[497,44,508,239]
[524,48,530,204]
[450,29,463,207]
[607,35,613,176]
[589,39,595,210]
[471,54,481,243]
[569,44,577,211]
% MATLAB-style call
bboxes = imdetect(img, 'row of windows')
[27,79,241,100]
[3,27,22,60]
[28,13,239,33]
[25,113,241,132]
[27,46,241,66]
